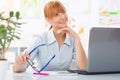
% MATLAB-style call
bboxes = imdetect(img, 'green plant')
[0,11,22,59]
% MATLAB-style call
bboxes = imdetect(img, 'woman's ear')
[46,18,52,25]
[46,17,49,22]
[46,18,50,23]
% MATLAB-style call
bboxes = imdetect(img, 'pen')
[38,54,55,72]
[33,72,49,76]
[29,44,46,55]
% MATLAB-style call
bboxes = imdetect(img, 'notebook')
[68,27,120,74]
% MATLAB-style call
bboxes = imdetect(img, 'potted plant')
[0,11,22,60]
[0,11,22,79]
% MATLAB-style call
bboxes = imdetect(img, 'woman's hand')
[15,50,30,65]
[57,27,79,39]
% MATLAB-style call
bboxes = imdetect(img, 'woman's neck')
[53,30,66,48]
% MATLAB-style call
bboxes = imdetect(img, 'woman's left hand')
[57,27,79,39]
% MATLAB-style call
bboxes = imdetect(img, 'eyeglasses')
[27,58,39,72]
[27,55,55,72]
[26,44,55,72]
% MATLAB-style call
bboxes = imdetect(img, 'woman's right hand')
[15,50,30,65]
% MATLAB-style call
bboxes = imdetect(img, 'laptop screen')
[87,27,120,72]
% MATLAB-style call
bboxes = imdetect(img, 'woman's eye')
[55,13,59,17]
[62,12,65,14]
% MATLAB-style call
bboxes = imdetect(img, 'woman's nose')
[60,13,66,19]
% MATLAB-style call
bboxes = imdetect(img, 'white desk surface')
[3,70,120,80]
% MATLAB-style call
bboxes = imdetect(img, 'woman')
[13,0,87,73]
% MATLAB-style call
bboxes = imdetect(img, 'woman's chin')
[61,24,67,28]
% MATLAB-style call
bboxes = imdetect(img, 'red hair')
[44,0,66,19]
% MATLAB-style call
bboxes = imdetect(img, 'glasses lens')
[32,67,39,72]
[27,58,34,66]
[27,58,39,72]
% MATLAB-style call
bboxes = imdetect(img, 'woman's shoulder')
[39,30,49,38]
[35,31,49,43]
[67,35,75,42]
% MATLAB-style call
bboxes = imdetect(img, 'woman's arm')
[74,35,87,70]
[57,27,87,70]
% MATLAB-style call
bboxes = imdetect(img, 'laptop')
[68,27,120,74]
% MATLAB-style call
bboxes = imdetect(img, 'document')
[43,71,78,76]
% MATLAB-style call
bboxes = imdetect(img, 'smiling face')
[44,1,68,30]
[49,12,68,29]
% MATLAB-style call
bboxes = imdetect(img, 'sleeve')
[24,35,42,69]
[69,38,78,70]
[72,39,76,60]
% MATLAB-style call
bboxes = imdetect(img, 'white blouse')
[25,29,76,71]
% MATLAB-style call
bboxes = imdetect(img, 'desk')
[4,70,120,80]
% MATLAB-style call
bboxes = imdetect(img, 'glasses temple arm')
[38,55,55,72]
